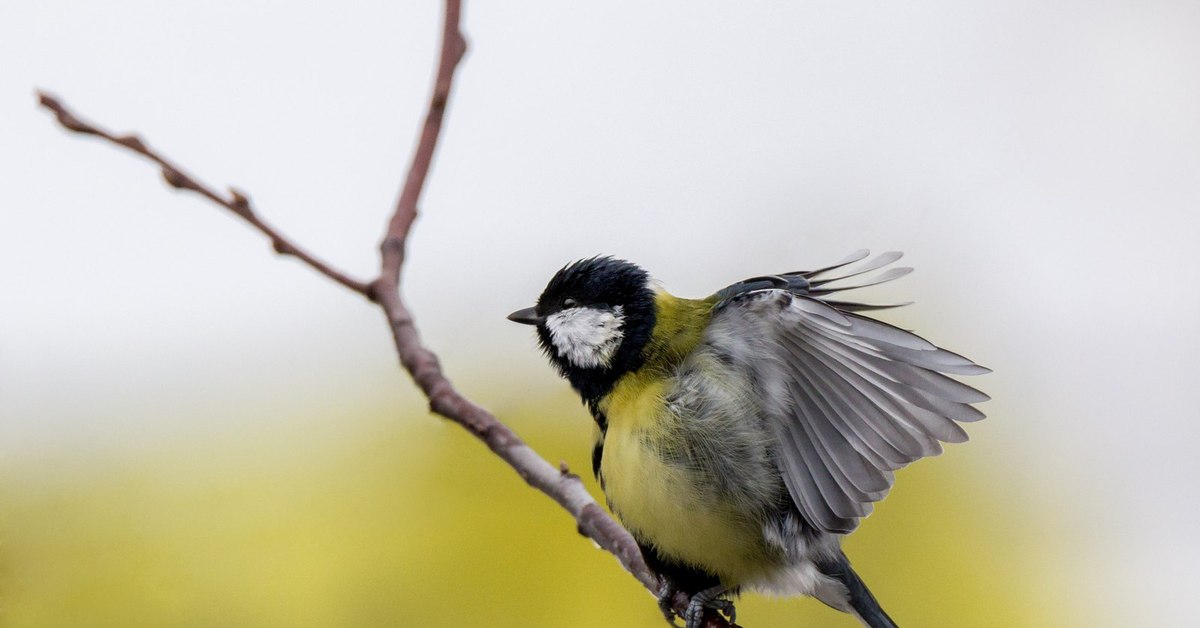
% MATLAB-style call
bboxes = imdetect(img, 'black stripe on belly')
[592,438,605,487]
[589,407,608,486]
[588,404,609,433]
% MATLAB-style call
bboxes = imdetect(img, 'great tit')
[508,251,988,628]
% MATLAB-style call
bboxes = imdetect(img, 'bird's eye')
[563,298,577,308]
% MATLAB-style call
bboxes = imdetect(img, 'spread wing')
[706,251,989,534]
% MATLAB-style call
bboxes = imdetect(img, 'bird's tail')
[816,554,899,628]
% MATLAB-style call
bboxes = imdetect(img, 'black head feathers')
[535,256,652,317]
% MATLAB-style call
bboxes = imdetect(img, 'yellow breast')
[597,371,773,584]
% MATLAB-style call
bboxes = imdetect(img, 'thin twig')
[376,0,467,287]
[37,1,736,626]
[35,92,373,298]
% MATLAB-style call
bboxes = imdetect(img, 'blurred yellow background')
[4,387,1055,627]
[3,1,1197,627]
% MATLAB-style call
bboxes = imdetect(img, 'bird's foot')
[684,585,736,628]
[656,580,680,624]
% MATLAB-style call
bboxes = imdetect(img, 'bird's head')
[509,257,656,386]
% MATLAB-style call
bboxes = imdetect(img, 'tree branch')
[38,2,736,626]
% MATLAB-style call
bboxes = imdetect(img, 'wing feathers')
[798,300,937,351]
[780,333,925,467]
[818,299,913,312]
[810,266,913,295]
[798,316,989,404]
[790,248,871,277]
[707,273,987,534]
[808,251,905,285]
[788,331,942,459]
[784,375,891,498]
[774,419,854,532]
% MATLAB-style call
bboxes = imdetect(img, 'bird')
[507,250,988,628]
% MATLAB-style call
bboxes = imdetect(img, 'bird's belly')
[600,422,775,584]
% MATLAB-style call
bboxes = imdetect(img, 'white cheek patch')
[545,306,625,369]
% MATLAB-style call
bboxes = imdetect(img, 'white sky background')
[2,1,1199,625]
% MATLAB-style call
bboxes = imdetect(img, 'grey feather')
[784,344,911,471]
[810,267,914,295]
[783,375,889,499]
[818,299,913,313]
[808,251,905,285]
[788,249,871,278]
[798,320,989,404]
[800,330,971,444]
[784,331,937,461]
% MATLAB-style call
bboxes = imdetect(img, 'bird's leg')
[684,585,736,628]
[656,579,680,624]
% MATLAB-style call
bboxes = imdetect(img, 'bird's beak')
[507,307,544,326]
